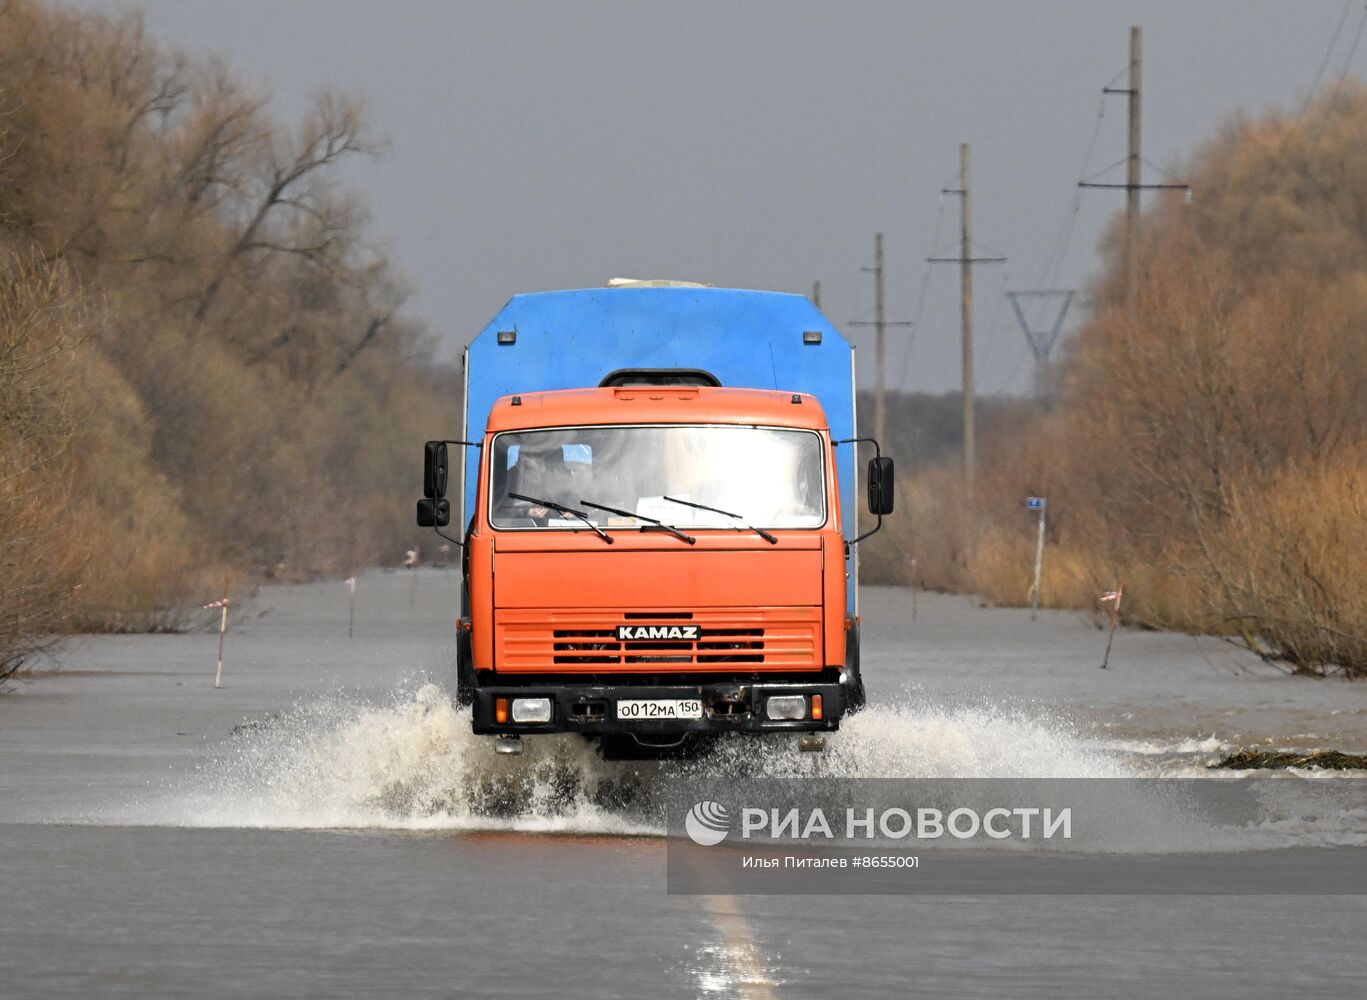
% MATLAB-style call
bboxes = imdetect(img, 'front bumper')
[470,681,847,736]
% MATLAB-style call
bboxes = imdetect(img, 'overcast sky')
[77,1,1362,394]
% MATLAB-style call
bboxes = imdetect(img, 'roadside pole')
[1100,583,1124,669]
[346,575,357,639]
[910,558,919,622]
[1025,497,1046,620]
[204,585,231,688]
[405,547,419,610]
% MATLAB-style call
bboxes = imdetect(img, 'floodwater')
[2,569,1365,998]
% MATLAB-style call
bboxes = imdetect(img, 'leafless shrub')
[872,87,1367,675]
[0,1,452,675]
[0,252,84,679]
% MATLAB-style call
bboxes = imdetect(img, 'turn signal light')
[495,698,509,724]
[811,694,823,721]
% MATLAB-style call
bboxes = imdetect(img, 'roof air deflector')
[598,368,721,388]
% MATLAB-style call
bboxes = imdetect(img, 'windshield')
[488,425,825,530]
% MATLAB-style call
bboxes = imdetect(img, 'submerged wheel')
[455,576,476,707]
[455,627,476,707]
[844,623,866,713]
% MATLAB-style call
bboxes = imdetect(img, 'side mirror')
[424,441,449,499]
[417,497,450,528]
[867,456,895,516]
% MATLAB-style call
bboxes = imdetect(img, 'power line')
[1080,155,1133,184]
[1141,156,1185,182]
[997,66,1111,393]
[996,340,1032,396]
[981,259,1013,390]
[1265,4,1367,214]
[1305,3,1367,154]
[1299,0,1354,120]
[895,191,946,387]
[1044,95,1109,285]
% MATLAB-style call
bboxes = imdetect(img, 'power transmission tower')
[1080,26,1189,304]
[850,233,912,446]
[929,144,1006,489]
[1006,289,1074,401]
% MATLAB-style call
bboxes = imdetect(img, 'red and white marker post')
[1099,583,1124,669]
[204,586,231,688]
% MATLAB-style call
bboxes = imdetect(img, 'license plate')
[617,698,703,720]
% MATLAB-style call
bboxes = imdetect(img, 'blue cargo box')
[461,285,859,611]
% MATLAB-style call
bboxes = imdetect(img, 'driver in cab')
[500,445,575,525]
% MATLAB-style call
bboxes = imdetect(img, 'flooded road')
[2,570,1365,998]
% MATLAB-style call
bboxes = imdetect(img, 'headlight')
[511,697,552,723]
[766,695,807,720]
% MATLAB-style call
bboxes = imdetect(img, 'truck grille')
[554,625,763,664]
[495,608,821,673]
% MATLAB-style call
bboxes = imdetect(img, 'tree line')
[0,1,453,679]
[863,84,1367,676]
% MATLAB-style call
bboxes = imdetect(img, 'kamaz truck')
[416,281,893,758]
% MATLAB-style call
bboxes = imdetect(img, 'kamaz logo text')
[616,624,701,641]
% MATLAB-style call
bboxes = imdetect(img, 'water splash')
[159,683,658,833]
[711,701,1128,780]
[148,684,1130,832]
[132,683,1367,850]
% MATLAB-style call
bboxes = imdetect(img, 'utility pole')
[811,279,821,310]
[874,233,886,445]
[852,235,912,447]
[958,145,974,485]
[1126,25,1142,303]
[1081,26,1187,304]
[930,144,1005,490]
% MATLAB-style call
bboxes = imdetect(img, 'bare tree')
[193,92,379,324]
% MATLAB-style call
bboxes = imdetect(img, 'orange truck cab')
[416,283,893,758]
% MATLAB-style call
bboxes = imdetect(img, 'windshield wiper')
[579,499,696,545]
[661,496,778,544]
[507,492,613,544]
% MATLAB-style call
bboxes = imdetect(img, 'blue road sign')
[1026,496,1046,511]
